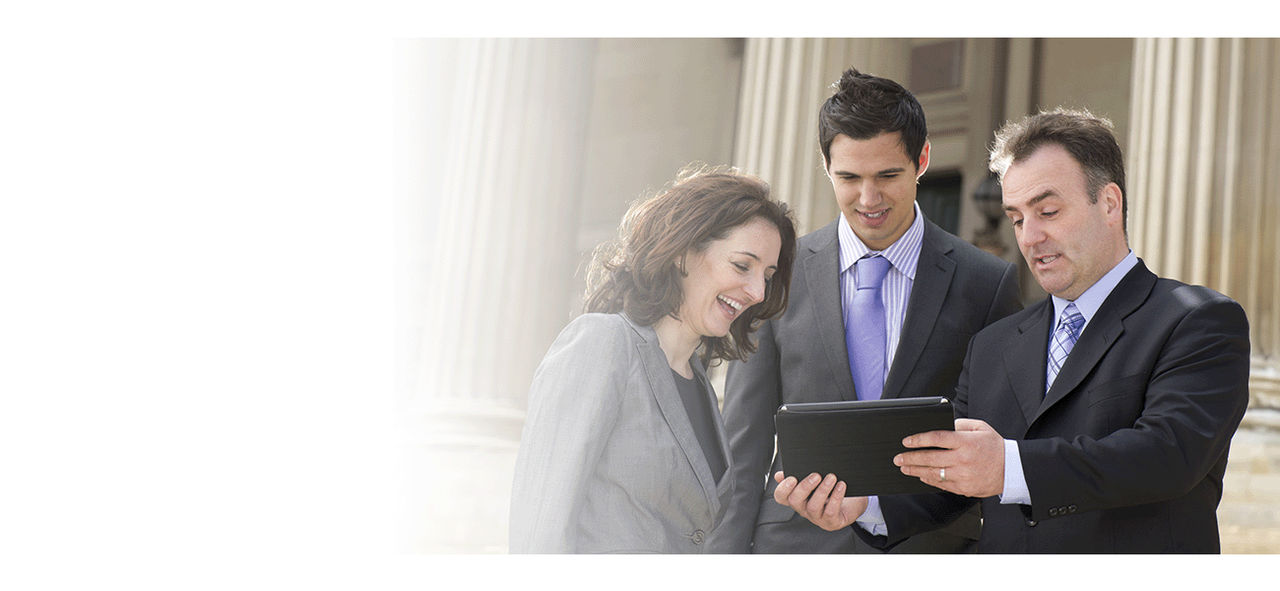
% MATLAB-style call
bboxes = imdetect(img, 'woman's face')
[677,217,782,339]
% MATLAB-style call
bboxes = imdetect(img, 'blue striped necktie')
[1046,303,1085,393]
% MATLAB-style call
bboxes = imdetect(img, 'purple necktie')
[846,255,891,401]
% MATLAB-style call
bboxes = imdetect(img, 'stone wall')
[1221,412,1280,553]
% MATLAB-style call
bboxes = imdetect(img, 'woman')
[509,166,797,553]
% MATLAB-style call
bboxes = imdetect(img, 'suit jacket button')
[1049,508,1059,517]
[1068,505,1077,513]
[691,529,705,544]
[1026,519,1037,527]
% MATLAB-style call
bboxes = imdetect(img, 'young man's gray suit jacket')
[710,216,1022,553]
[509,313,732,553]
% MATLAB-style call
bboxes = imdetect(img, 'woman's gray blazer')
[509,313,733,553]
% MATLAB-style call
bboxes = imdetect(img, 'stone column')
[1127,38,1280,409]
[396,38,596,552]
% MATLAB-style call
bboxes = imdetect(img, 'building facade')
[396,38,1280,553]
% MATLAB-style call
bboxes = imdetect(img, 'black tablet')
[774,396,954,496]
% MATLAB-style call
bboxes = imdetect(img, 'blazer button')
[1049,508,1059,517]
[690,529,705,544]
[1026,519,1037,527]
[1068,505,1077,513]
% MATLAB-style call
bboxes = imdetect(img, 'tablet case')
[774,396,954,496]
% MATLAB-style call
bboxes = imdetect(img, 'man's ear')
[915,140,931,179]
[1101,182,1123,224]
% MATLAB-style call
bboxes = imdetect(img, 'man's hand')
[771,471,869,531]
[895,418,1006,498]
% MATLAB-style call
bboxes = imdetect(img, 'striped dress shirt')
[837,202,926,381]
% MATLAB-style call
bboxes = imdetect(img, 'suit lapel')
[1034,262,1156,423]
[625,317,721,517]
[1004,301,1053,427]
[883,221,955,399]
[802,222,858,401]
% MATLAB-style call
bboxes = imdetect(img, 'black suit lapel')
[1004,302,1053,427]
[802,222,857,401]
[1035,261,1157,423]
[884,220,955,400]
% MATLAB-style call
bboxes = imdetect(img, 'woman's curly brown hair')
[584,164,797,363]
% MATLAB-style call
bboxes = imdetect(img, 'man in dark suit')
[709,67,1022,554]
[774,108,1250,553]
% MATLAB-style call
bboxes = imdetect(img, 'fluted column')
[397,38,596,552]
[732,39,907,234]
[1127,38,1280,408]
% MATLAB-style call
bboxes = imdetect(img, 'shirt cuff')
[999,439,1032,505]
[854,495,888,536]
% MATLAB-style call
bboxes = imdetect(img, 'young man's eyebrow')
[833,167,906,176]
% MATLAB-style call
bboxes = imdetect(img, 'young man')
[710,68,1022,554]
[775,108,1250,553]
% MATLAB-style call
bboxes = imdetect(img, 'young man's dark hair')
[817,67,929,169]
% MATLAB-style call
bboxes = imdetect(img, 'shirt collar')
[838,202,925,279]
[1051,250,1139,327]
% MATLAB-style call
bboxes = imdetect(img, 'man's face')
[825,132,928,251]
[1001,144,1126,301]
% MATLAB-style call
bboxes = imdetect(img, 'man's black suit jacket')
[866,260,1251,553]
[710,216,1022,553]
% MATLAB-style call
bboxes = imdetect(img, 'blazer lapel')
[1035,262,1156,423]
[884,220,955,399]
[1004,301,1053,428]
[625,317,722,517]
[802,221,858,401]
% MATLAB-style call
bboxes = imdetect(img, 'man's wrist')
[854,495,888,536]
[999,439,1032,505]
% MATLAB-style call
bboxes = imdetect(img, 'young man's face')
[825,132,929,251]
[1001,144,1127,301]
